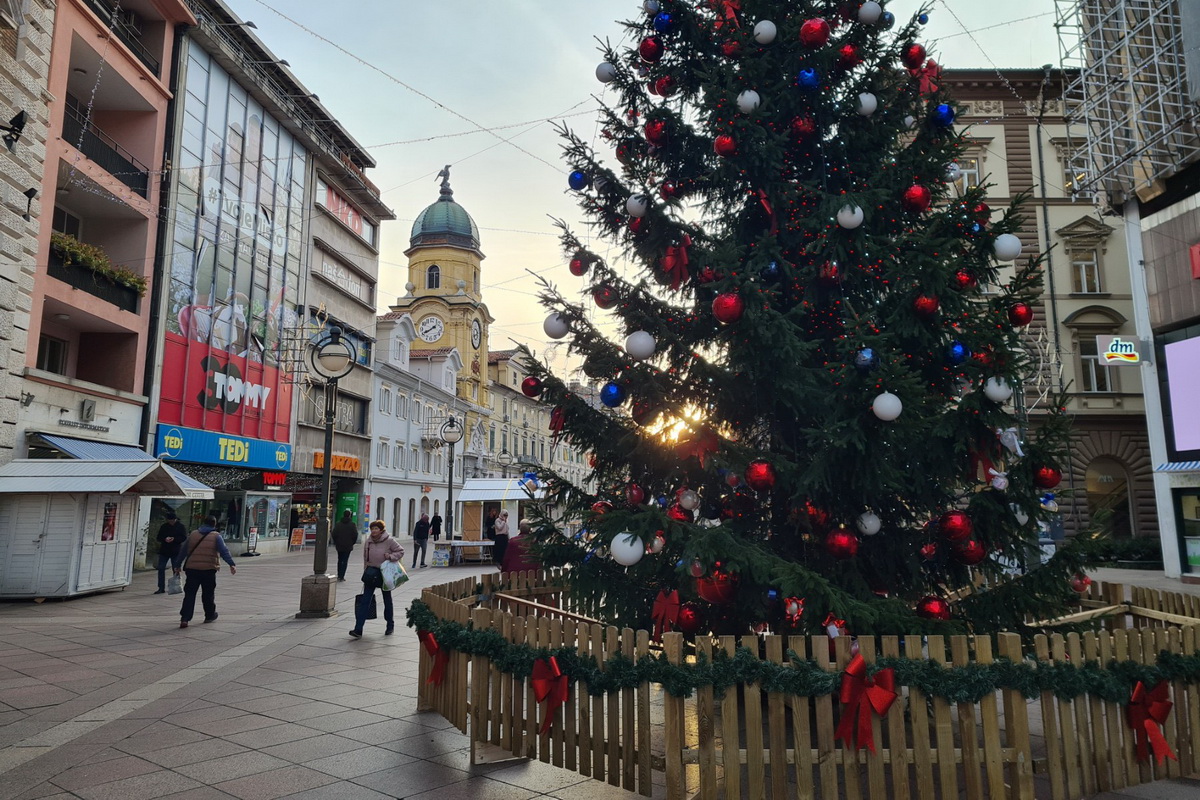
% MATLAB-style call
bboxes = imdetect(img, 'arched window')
[407,499,416,535]
[1086,457,1133,538]
[393,499,402,536]
[375,497,385,521]
[426,265,441,289]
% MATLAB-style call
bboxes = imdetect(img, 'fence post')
[664,632,686,800]
[470,606,492,765]
[998,633,1035,800]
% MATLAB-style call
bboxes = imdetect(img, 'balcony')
[47,235,143,314]
[80,0,161,76]
[61,107,150,198]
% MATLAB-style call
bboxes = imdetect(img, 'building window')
[414,401,422,423]
[1079,338,1114,393]
[411,446,419,471]
[426,265,440,290]
[1071,249,1103,294]
[952,154,983,194]
[394,444,403,468]
[444,368,455,390]
[473,268,480,295]
[377,439,390,467]
[52,206,82,238]
[489,425,496,450]
[397,395,408,419]
[392,336,407,364]
[37,335,68,375]
[380,386,392,414]
[1057,217,1114,296]
[424,451,432,472]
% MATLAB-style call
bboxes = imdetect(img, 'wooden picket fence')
[415,572,1200,799]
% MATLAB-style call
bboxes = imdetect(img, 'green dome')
[410,175,480,251]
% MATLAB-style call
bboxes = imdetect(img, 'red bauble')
[713,134,737,157]
[1033,465,1062,489]
[712,292,744,323]
[938,510,974,542]
[639,36,665,63]
[816,262,842,287]
[569,256,588,276]
[549,406,565,433]
[799,18,831,48]
[920,542,939,561]
[721,40,740,58]
[744,459,776,492]
[903,184,933,212]
[591,501,613,515]
[696,568,739,604]
[836,43,863,69]
[825,530,860,560]
[667,503,693,522]
[952,270,979,291]
[644,119,669,145]
[913,294,940,317]
[902,43,928,70]
[973,202,991,220]
[593,285,618,309]
[953,540,988,565]
[660,181,682,200]
[654,75,677,97]
[696,266,719,284]
[791,115,817,139]
[1008,303,1034,327]
[677,602,704,635]
[629,217,647,236]
[1070,574,1093,594]
[520,376,543,398]
[625,483,645,506]
[916,595,952,621]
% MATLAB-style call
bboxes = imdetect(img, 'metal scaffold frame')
[1055,0,1200,201]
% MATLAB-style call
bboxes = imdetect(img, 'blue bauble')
[854,347,880,373]
[658,495,670,508]
[932,103,956,128]
[760,261,781,282]
[918,13,930,24]
[881,11,895,29]
[600,381,627,407]
[947,341,971,365]
[970,222,984,236]
[568,170,591,191]
[653,12,673,33]
[796,68,821,90]
[766,589,779,602]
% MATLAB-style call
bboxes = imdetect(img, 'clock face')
[417,315,445,343]
[471,319,482,349]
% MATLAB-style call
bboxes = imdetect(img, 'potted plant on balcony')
[48,231,148,307]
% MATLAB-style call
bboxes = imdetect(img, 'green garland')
[408,599,1200,705]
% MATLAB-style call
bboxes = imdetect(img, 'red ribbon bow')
[711,0,741,30]
[756,190,779,235]
[1127,681,1177,764]
[418,630,450,686]
[652,589,681,641]
[531,656,570,735]
[660,234,692,290]
[835,654,897,753]
[910,58,942,96]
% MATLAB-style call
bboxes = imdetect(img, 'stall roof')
[456,478,546,503]
[0,460,196,495]
[1156,461,1200,473]
[26,433,214,498]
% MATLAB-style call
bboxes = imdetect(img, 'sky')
[222,0,1063,369]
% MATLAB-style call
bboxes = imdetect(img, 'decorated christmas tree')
[520,0,1092,635]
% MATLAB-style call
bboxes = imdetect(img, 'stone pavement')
[1,553,1199,799]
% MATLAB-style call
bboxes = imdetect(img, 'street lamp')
[440,417,464,540]
[497,449,514,478]
[297,327,355,618]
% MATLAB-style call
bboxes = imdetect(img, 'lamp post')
[297,327,355,618]
[497,449,514,478]
[440,417,463,540]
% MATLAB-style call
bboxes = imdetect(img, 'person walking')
[154,512,186,594]
[492,509,511,567]
[177,515,236,629]
[331,510,359,582]
[484,508,498,541]
[411,513,431,568]
[429,512,442,542]
[350,520,403,638]
[501,517,541,574]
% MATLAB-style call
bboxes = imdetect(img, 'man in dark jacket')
[411,513,431,568]
[154,512,187,594]
[330,510,360,581]
[429,512,442,542]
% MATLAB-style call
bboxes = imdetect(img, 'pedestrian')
[350,519,403,638]
[411,513,431,568]
[154,511,186,594]
[484,508,498,542]
[501,518,540,574]
[430,512,442,542]
[331,509,359,582]
[492,509,511,567]
[177,515,236,629]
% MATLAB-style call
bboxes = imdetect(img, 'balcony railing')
[81,0,161,76]
[61,107,150,198]
[48,250,139,314]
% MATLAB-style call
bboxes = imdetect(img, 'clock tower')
[385,167,492,414]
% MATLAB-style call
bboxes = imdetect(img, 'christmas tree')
[521,0,1091,635]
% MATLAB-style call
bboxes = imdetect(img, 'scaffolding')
[1055,0,1200,202]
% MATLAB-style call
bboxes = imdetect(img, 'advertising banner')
[156,424,292,471]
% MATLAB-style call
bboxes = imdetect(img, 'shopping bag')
[354,592,377,620]
[380,560,408,591]
[166,574,182,595]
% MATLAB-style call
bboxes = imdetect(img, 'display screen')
[1161,327,1200,461]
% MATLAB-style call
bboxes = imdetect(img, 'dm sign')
[157,425,292,471]
[1096,335,1145,366]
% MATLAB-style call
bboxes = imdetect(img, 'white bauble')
[625,194,649,218]
[625,330,657,360]
[596,62,618,83]
[856,512,882,536]
[753,20,777,44]
[643,0,660,13]
[650,532,665,554]
[872,391,903,421]
[543,313,570,340]
[858,1,883,24]
[610,532,645,566]
[946,162,962,182]
[678,489,700,511]
[837,205,864,229]
[1011,504,1030,526]
[737,90,761,114]
[903,114,917,129]
[993,233,1023,261]
[983,377,1013,403]
[857,92,878,116]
